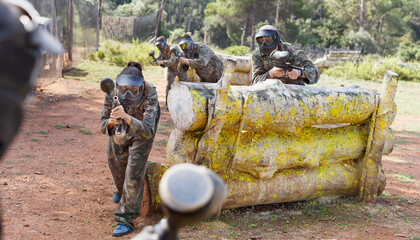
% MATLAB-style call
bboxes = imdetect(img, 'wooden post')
[359,70,398,203]
[67,0,73,61]
[154,0,166,40]
[193,59,237,167]
[96,0,102,51]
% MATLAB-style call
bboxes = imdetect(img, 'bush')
[340,29,377,54]
[96,50,105,60]
[222,45,250,56]
[323,56,420,82]
[398,43,420,61]
[102,39,158,67]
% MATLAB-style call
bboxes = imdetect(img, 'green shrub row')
[323,56,419,82]
[88,39,158,67]
[222,45,251,56]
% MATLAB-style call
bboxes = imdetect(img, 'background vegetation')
[100,0,419,59]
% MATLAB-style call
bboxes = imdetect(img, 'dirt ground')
[0,65,419,240]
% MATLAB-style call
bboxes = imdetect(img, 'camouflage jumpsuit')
[252,42,320,85]
[185,42,224,83]
[100,82,160,229]
[158,44,188,105]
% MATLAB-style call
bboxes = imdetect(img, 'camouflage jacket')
[100,81,160,143]
[186,42,224,83]
[158,45,184,74]
[252,42,320,85]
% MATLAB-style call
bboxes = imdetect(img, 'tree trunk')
[167,80,379,133]
[359,71,398,203]
[221,161,386,209]
[193,59,237,167]
[167,125,395,179]
[360,0,365,29]
[67,0,73,61]
[154,0,166,40]
[240,20,248,46]
[96,0,102,51]
[250,2,257,51]
[275,0,280,28]
[51,0,57,75]
[186,0,194,33]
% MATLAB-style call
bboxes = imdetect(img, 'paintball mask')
[179,36,194,57]
[116,74,144,107]
[155,39,167,51]
[255,25,281,56]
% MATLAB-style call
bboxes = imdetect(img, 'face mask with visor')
[256,35,275,46]
[116,74,144,107]
[155,40,166,51]
[179,37,194,57]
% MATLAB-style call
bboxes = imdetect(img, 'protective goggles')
[116,74,144,101]
[180,42,190,50]
[256,35,275,45]
[117,85,140,96]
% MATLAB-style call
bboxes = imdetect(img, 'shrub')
[102,39,158,67]
[398,43,420,62]
[324,55,419,82]
[222,45,250,56]
[340,29,377,54]
[96,50,105,60]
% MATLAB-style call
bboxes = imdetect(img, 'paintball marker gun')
[270,50,305,72]
[148,50,159,64]
[170,45,189,72]
[100,77,127,145]
[132,163,227,240]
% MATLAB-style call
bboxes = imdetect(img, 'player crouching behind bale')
[100,61,160,237]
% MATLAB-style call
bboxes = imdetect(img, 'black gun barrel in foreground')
[132,163,227,240]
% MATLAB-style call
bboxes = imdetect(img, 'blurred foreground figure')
[132,163,227,240]
[0,0,63,157]
[0,0,63,236]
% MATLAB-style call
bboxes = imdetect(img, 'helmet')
[255,25,281,56]
[116,74,144,107]
[155,36,167,51]
[179,35,194,57]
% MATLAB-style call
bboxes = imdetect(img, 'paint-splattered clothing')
[158,45,188,105]
[100,82,160,228]
[185,42,224,83]
[252,42,320,85]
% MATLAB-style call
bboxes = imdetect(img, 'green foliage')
[398,43,420,61]
[323,55,420,82]
[222,46,250,56]
[170,28,186,43]
[112,0,158,16]
[96,50,105,60]
[340,29,377,54]
[102,39,157,67]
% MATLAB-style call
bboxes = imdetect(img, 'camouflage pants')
[106,137,153,228]
[166,70,188,106]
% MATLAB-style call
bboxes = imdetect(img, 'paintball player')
[100,62,160,237]
[154,36,188,107]
[177,33,224,83]
[0,0,63,236]
[252,25,320,85]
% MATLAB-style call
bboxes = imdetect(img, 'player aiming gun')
[100,77,127,145]
[170,45,189,73]
[268,50,307,85]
